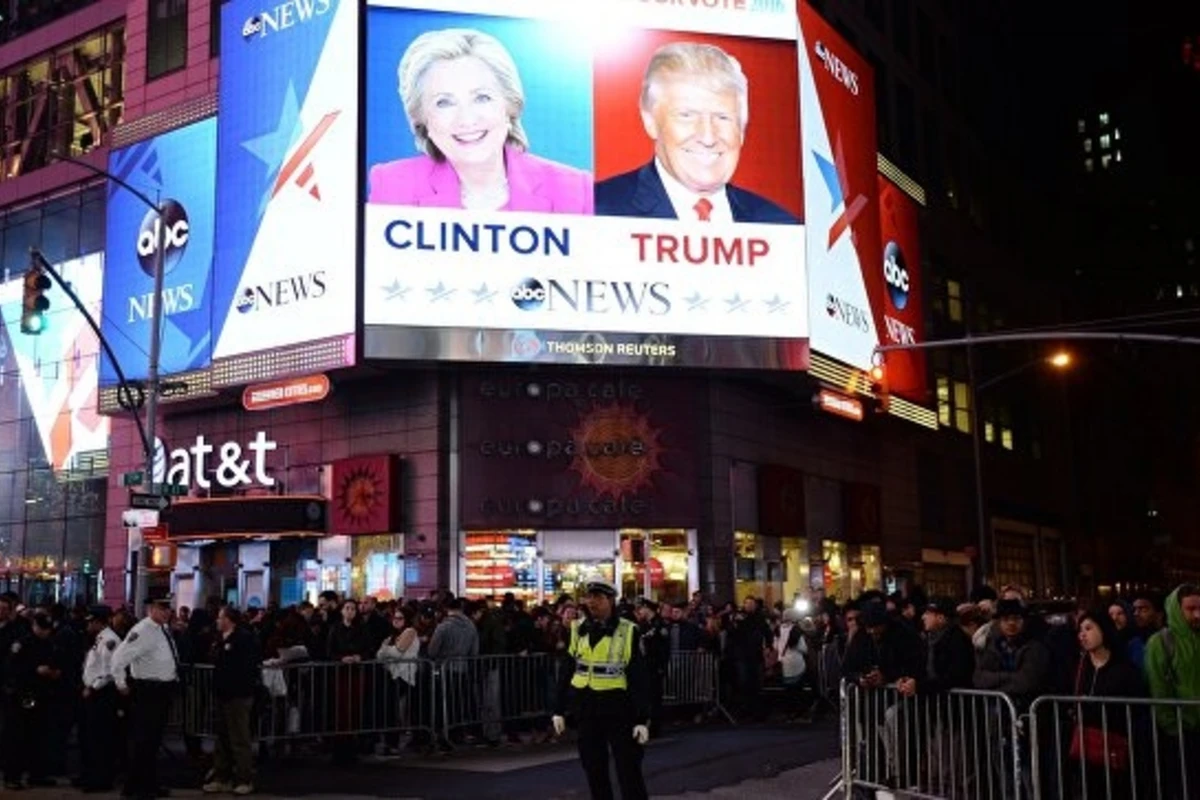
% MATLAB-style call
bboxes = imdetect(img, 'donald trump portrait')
[595,42,796,225]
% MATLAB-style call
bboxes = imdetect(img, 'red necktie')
[694,198,713,222]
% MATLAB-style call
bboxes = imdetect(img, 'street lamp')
[970,349,1074,586]
[50,149,167,614]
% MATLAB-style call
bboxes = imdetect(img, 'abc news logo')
[883,242,910,310]
[136,199,189,277]
[243,0,333,40]
[814,41,859,95]
[510,277,671,316]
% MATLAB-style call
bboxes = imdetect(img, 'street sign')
[129,492,170,511]
[151,483,189,497]
[142,525,168,543]
[121,471,145,487]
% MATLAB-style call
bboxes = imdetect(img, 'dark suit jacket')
[594,161,798,225]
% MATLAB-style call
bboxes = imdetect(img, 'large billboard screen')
[877,174,926,401]
[213,0,359,363]
[0,254,110,470]
[362,0,809,370]
[798,1,885,376]
[101,118,217,385]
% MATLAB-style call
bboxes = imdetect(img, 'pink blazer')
[368,145,594,214]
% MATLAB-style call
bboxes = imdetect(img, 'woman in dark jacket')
[326,600,370,765]
[1069,609,1146,800]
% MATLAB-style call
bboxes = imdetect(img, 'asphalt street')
[21,719,839,799]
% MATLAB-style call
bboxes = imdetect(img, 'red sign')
[243,374,330,412]
[816,389,864,422]
[877,175,927,402]
[142,525,168,543]
[330,455,399,536]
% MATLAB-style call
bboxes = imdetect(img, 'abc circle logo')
[883,241,910,310]
[236,288,258,315]
[511,278,547,311]
[136,199,190,278]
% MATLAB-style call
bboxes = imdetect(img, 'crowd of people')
[0,579,1196,798]
[829,582,1200,800]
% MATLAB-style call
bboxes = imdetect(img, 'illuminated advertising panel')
[363,0,808,370]
[101,118,217,385]
[212,0,358,363]
[0,254,110,470]
[798,1,884,374]
[877,175,926,401]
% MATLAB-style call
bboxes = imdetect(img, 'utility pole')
[51,152,166,616]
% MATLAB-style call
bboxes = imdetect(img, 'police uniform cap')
[582,575,617,598]
[86,604,113,622]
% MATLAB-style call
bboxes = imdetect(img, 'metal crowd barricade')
[662,649,732,721]
[184,658,441,743]
[839,682,1023,800]
[439,652,555,743]
[1028,694,1200,800]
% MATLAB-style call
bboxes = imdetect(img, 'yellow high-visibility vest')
[569,617,635,691]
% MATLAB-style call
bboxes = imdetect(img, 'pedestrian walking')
[552,576,651,800]
[80,605,121,793]
[203,606,261,796]
[111,597,181,800]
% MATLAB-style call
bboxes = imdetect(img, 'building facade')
[0,0,1079,610]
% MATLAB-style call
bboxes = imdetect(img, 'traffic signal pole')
[45,153,168,615]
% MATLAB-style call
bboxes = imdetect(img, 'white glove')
[632,724,649,745]
[551,715,566,736]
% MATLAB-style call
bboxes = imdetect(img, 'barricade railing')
[815,643,842,713]
[181,650,725,744]
[839,682,1023,800]
[1028,694,1200,800]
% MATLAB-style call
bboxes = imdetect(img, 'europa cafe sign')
[152,431,278,489]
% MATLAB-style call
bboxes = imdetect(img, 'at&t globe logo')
[136,199,190,277]
[511,278,547,311]
[883,241,909,310]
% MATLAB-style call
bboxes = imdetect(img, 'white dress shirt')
[110,617,180,689]
[655,159,734,223]
[83,626,122,690]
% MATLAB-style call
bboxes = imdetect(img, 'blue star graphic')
[242,83,303,216]
[471,283,498,304]
[427,282,456,303]
[764,295,790,314]
[684,292,709,311]
[813,151,844,212]
[382,280,409,302]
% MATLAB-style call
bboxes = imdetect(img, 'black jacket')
[843,619,925,684]
[212,626,262,700]
[327,621,371,661]
[918,624,975,694]
[1074,654,1146,734]
[594,162,799,224]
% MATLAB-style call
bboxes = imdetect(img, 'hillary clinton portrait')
[368,28,594,215]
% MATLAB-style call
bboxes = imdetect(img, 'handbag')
[1068,658,1129,770]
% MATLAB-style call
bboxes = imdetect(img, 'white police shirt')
[83,626,122,690]
[110,617,180,689]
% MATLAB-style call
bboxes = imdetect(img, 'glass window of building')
[953,381,972,433]
[994,531,1036,593]
[1083,138,1092,153]
[463,530,539,603]
[0,26,124,184]
[946,280,963,321]
[936,376,951,427]
[148,0,189,79]
[733,531,759,604]
[350,534,404,601]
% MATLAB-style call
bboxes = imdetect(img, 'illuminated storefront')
[461,528,697,604]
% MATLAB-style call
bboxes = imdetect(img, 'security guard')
[111,597,181,800]
[80,605,121,793]
[2,612,59,790]
[634,599,670,737]
[553,576,651,800]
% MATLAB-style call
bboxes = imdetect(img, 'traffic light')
[868,362,890,414]
[20,264,51,335]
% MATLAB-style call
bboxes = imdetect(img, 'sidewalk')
[651,757,841,800]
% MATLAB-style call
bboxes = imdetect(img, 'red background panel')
[878,175,928,403]
[593,28,803,220]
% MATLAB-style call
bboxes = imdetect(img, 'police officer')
[80,605,121,793]
[111,597,181,800]
[2,612,60,790]
[553,576,651,800]
[634,599,669,737]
